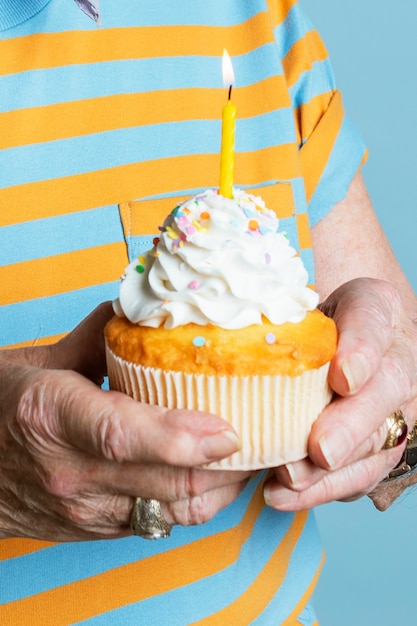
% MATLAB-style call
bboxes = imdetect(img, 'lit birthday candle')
[219,50,236,199]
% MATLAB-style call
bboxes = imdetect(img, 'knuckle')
[93,408,127,463]
[41,467,78,499]
[169,493,215,526]
[63,499,96,526]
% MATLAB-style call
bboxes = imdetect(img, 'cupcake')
[105,189,337,469]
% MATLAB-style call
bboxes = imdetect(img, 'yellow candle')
[219,50,236,198]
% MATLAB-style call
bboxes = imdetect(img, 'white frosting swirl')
[114,189,319,329]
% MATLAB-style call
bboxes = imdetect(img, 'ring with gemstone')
[383,409,408,450]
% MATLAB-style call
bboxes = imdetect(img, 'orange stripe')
[0,11,284,76]
[0,145,300,227]
[1,242,126,306]
[2,334,66,351]
[266,0,298,27]
[283,29,329,89]
[282,552,325,626]
[294,91,334,146]
[296,212,313,249]
[300,90,344,203]
[191,510,313,625]
[0,538,56,561]
[1,482,265,625]
[0,76,290,150]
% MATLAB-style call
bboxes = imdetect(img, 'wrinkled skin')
[2,172,417,541]
[264,278,417,511]
[264,172,417,513]
[0,302,249,541]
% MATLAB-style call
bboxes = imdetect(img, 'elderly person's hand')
[263,277,417,511]
[0,303,247,542]
[264,170,417,513]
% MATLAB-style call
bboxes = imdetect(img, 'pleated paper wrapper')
[106,346,332,470]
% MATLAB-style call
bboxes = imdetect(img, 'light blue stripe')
[290,58,336,110]
[79,510,321,625]
[300,247,316,286]
[1,44,282,112]
[251,511,322,625]
[0,281,119,347]
[78,509,306,625]
[308,115,367,227]
[0,0,269,39]
[95,0,268,28]
[0,205,124,266]
[273,3,314,58]
[0,475,262,603]
[278,216,299,257]
[0,109,295,188]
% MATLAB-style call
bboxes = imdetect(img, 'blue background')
[299,1,417,624]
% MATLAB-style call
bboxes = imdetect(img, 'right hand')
[0,304,247,542]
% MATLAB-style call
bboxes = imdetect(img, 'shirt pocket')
[118,181,305,264]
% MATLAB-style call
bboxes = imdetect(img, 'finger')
[274,429,404,492]
[264,450,394,511]
[308,347,413,470]
[60,477,249,538]
[58,493,134,539]
[75,458,252,503]
[53,370,241,467]
[52,301,114,382]
[162,477,250,526]
[321,278,401,396]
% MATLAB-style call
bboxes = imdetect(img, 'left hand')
[263,277,417,511]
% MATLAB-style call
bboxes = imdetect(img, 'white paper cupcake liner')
[106,344,332,470]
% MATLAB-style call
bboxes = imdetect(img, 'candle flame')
[222,49,235,89]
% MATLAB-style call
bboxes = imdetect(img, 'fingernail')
[264,484,295,511]
[284,463,299,487]
[201,429,241,460]
[264,484,273,507]
[318,428,351,469]
[341,354,370,393]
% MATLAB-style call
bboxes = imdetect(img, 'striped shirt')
[0,1,366,624]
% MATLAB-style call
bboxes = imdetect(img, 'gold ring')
[130,497,171,540]
[383,409,408,450]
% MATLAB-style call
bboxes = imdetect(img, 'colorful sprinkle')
[265,333,276,345]
[200,211,210,220]
[167,229,178,240]
[248,219,259,231]
[135,265,145,274]
[193,336,206,347]
[177,216,189,227]
[265,252,271,265]
[188,280,201,290]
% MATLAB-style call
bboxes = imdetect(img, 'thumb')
[51,302,114,383]
[56,370,241,467]
[321,278,398,396]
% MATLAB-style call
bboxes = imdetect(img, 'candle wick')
[228,84,233,101]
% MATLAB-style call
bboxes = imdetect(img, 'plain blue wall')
[299,2,417,625]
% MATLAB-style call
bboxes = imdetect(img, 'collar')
[0,0,99,32]
[0,0,51,31]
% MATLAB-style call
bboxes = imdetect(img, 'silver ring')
[130,497,172,540]
[383,409,408,450]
